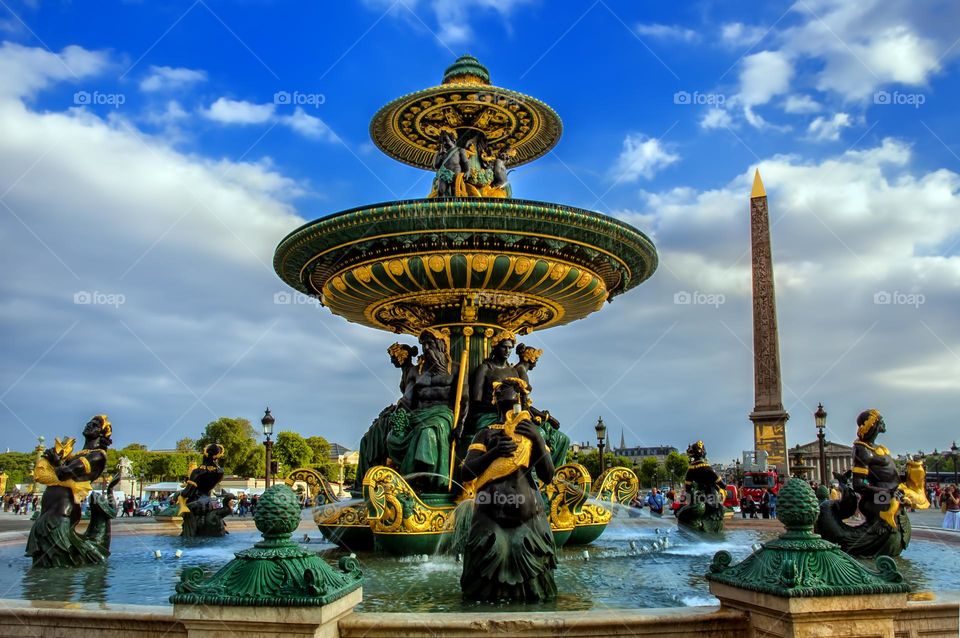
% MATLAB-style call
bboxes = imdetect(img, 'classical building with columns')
[789,440,853,485]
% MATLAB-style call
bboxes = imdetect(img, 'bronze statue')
[386,329,466,491]
[430,130,468,198]
[676,441,726,534]
[466,330,527,439]
[485,145,514,198]
[354,342,419,490]
[816,409,924,557]
[178,443,235,537]
[26,415,120,567]
[514,343,569,468]
[461,377,557,602]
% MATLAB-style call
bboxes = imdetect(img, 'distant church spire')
[619,429,625,451]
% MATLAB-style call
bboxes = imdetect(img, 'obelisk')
[748,170,790,475]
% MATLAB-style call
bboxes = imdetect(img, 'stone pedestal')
[710,582,906,638]
[174,588,361,638]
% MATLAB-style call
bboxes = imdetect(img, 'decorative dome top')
[442,54,490,85]
[776,478,820,531]
[254,484,302,538]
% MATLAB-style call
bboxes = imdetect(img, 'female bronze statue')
[817,409,922,557]
[460,378,557,602]
[179,443,235,537]
[26,415,119,567]
[676,440,726,534]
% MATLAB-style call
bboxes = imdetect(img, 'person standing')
[942,485,960,530]
[645,487,665,517]
[767,488,778,519]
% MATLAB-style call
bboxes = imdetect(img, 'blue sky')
[1,0,959,466]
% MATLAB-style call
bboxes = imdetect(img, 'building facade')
[790,440,854,485]
[614,445,678,464]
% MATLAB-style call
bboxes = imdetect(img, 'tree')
[122,443,148,452]
[306,436,332,465]
[664,451,689,488]
[0,452,36,485]
[175,437,195,453]
[196,417,263,478]
[274,431,313,471]
[638,457,659,487]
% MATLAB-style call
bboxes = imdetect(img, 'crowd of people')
[2,493,40,515]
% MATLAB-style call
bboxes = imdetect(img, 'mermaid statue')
[26,415,120,567]
[385,328,465,491]
[354,342,419,490]
[676,440,726,534]
[460,377,557,602]
[816,409,926,557]
[178,443,235,537]
[465,330,528,441]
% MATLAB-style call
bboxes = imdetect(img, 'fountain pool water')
[1,519,958,610]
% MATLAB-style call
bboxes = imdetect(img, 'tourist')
[829,482,841,500]
[645,487,664,517]
[942,485,960,530]
[767,488,777,519]
[760,489,771,519]
[739,494,755,519]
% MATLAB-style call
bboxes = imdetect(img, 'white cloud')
[720,22,768,47]
[806,112,853,141]
[700,108,733,130]
[201,97,338,142]
[635,23,699,42]
[202,97,275,124]
[783,94,822,114]
[611,134,680,182]
[140,65,207,92]
[0,41,110,99]
[738,50,794,107]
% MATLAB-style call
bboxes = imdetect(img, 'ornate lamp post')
[32,435,44,493]
[814,403,828,486]
[595,417,607,477]
[946,441,959,484]
[261,408,275,487]
[734,458,742,486]
[338,454,345,487]
[571,442,580,463]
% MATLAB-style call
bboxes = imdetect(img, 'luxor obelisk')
[748,170,790,474]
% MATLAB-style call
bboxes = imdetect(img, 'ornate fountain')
[274,56,655,555]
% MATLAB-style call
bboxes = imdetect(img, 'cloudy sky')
[1,1,958,466]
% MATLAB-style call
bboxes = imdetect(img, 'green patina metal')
[274,198,658,301]
[706,478,911,597]
[170,484,362,606]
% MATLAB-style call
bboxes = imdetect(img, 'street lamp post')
[571,442,580,463]
[338,454,345,488]
[32,436,44,493]
[814,403,828,486]
[947,441,959,484]
[734,458,742,486]
[262,407,275,488]
[595,417,607,477]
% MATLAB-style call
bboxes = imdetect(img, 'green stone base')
[567,523,607,546]
[551,528,573,548]
[374,532,449,556]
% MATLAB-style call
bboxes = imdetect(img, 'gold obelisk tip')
[751,169,766,199]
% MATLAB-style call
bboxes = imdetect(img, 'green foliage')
[175,437,195,453]
[664,451,689,486]
[122,443,148,452]
[196,417,264,478]
[0,452,36,486]
[305,436,332,465]
[574,450,631,479]
[274,431,313,471]
[638,457,659,487]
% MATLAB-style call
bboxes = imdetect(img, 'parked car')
[136,500,163,516]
